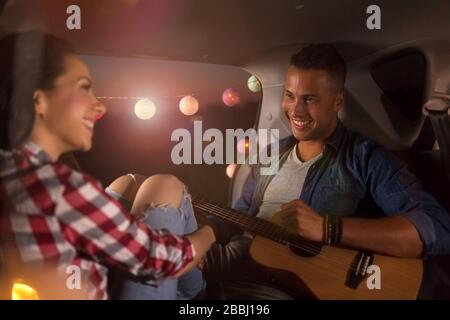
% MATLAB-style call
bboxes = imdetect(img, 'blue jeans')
[107,186,206,300]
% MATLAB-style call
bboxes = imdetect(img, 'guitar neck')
[192,198,317,249]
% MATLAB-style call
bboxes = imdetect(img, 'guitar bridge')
[345,251,374,289]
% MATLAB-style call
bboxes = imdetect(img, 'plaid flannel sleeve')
[54,167,195,280]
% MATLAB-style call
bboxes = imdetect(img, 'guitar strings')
[194,203,321,248]
[197,204,308,246]
[194,200,321,252]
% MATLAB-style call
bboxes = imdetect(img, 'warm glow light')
[134,98,156,120]
[237,138,250,154]
[226,163,237,178]
[247,75,262,93]
[11,282,39,300]
[222,88,240,107]
[179,95,199,116]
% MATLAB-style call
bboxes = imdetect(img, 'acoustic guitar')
[193,198,423,300]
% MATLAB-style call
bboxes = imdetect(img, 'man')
[203,44,450,299]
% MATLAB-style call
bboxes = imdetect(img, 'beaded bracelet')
[322,215,343,246]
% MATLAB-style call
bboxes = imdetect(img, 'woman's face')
[36,54,106,154]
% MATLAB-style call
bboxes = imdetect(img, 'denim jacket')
[233,121,450,258]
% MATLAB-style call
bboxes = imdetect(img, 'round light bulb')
[134,98,156,120]
[247,75,262,93]
[222,88,240,107]
[179,95,199,116]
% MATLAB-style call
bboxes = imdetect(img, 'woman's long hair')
[0,31,74,150]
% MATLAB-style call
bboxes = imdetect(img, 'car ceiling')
[1,0,449,65]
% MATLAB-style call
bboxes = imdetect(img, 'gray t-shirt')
[257,146,322,221]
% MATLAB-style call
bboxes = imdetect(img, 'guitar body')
[250,235,423,300]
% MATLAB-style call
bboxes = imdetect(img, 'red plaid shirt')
[0,142,195,299]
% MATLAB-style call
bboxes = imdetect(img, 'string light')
[95,78,270,119]
[222,88,240,107]
[247,75,262,93]
[134,98,156,120]
[179,95,199,116]
[94,82,276,104]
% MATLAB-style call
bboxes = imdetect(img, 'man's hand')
[278,200,324,242]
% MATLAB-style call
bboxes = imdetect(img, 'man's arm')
[279,200,423,257]
[340,215,423,257]
[360,141,450,258]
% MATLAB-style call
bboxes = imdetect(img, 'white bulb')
[134,99,156,120]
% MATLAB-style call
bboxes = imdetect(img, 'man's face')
[282,66,344,142]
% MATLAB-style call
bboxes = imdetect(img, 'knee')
[108,173,146,189]
[144,174,183,187]
[143,175,185,195]
[132,174,186,213]
[107,173,146,202]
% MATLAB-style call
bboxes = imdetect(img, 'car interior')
[0,0,449,299]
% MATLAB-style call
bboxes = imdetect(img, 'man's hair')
[290,44,346,90]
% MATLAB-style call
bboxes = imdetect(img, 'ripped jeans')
[107,186,206,300]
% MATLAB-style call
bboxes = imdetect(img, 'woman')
[0,31,219,300]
